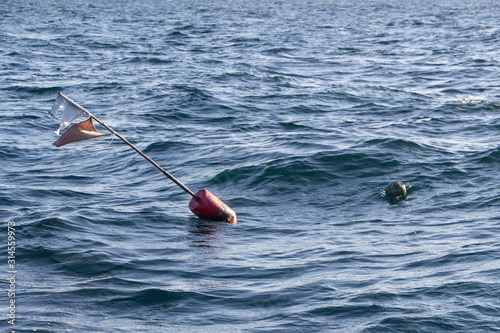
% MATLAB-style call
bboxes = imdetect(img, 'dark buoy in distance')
[385,181,407,200]
[189,189,237,224]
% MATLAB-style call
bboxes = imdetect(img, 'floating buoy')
[189,189,237,224]
[51,93,237,224]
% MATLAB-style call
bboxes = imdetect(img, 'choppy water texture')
[2,0,500,332]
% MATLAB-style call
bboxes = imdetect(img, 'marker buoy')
[52,93,237,224]
[189,189,237,224]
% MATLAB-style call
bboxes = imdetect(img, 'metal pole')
[59,93,197,198]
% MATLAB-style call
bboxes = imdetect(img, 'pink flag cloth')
[53,118,109,147]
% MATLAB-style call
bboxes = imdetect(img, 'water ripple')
[2,0,500,332]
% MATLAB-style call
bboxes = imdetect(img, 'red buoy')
[189,189,237,224]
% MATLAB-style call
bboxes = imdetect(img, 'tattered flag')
[53,117,110,147]
[48,94,86,135]
[50,93,110,147]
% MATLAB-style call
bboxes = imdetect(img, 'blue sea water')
[2,0,500,332]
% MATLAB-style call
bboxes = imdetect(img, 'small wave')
[172,84,213,102]
[306,303,386,320]
[360,138,449,162]
[2,85,63,94]
[263,47,296,55]
[210,150,400,193]
[313,151,401,177]
[229,36,262,45]
[97,288,212,307]
[87,41,124,49]
[471,146,500,164]
[143,140,195,154]
[167,30,189,38]
[125,56,174,64]
[0,147,21,160]
[459,99,500,107]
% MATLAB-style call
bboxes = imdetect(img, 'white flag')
[48,94,86,135]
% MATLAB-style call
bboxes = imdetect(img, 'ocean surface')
[2,0,500,332]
